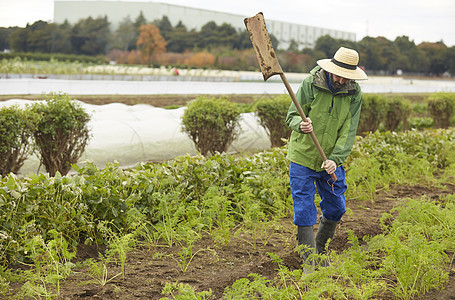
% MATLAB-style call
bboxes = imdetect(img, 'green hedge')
[253,95,292,147]
[357,94,387,135]
[0,106,36,176]
[181,97,241,155]
[427,92,455,128]
[0,94,91,177]
[31,94,91,176]
[383,96,412,131]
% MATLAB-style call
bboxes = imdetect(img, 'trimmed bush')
[427,92,455,128]
[383,96,412,132]
[182,97,241,155]
[253,95,292,147]
[357,94,387,135]
[30,93,91,176]
[0,106,37,176]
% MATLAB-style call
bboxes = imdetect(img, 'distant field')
[0,93,432,107]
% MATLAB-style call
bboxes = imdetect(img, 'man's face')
[331,74,349,90]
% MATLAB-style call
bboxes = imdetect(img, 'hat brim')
[317,59,368,80]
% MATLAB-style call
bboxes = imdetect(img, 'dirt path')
[41,183,453,299]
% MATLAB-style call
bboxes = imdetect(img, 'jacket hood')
[311,66,357,95]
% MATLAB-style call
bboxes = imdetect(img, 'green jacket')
[286,66,362,171]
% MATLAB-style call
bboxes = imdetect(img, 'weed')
[98,222,136,280]
[0,265,12,295]
[173,229,217,273]
[84,257,122,286]
[160,282,213,299]
[19,230,76,298]
[152,193,184,247]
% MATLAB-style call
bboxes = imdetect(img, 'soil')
[5,184,453,300]
[3,95,454,299]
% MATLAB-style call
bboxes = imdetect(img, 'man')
[285,47,367,272]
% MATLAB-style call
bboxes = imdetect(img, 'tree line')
[0,12,454,76]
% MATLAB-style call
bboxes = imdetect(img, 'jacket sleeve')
[285,78,314,133]
[329,88,362,165]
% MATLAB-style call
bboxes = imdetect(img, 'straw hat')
[317,47,367,80]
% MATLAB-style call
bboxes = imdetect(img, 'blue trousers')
[289,161,347,226]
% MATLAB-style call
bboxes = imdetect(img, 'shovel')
[244,12,337,182]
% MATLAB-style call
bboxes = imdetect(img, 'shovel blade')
[244,12,283,81]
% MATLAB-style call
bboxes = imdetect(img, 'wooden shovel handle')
[280,74,338,182]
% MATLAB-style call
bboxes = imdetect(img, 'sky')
[1,0,454,47]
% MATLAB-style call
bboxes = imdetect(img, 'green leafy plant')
[175,242,216,273]
[151,192,186,247]
[98,221,136,280]
[160,282,213,300]
[0,171,91,263]
[0,265,15,296]
[73,161,140,235]
[345,129,455,195]
[84,257,122,286]
[224,195,454,300]
[408,117,433,130]
[381,233,448,299]
[0,127,454,298]
[234,199,270,249]
[201,186,235,246]
[170,226,217,273]
[373,197,454,299]
[19,230,76,298]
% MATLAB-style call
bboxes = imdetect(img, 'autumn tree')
[136,23,167,63]
[185,51,216,67]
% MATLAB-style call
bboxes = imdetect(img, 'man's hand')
[299,117,313,133]
[321,160,337,174]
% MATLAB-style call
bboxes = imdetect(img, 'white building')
[54,0,356,50]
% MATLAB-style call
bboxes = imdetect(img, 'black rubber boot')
[297,225,315,276]
[315,216,338,267]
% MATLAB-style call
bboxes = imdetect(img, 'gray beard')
[331,74,347,90]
